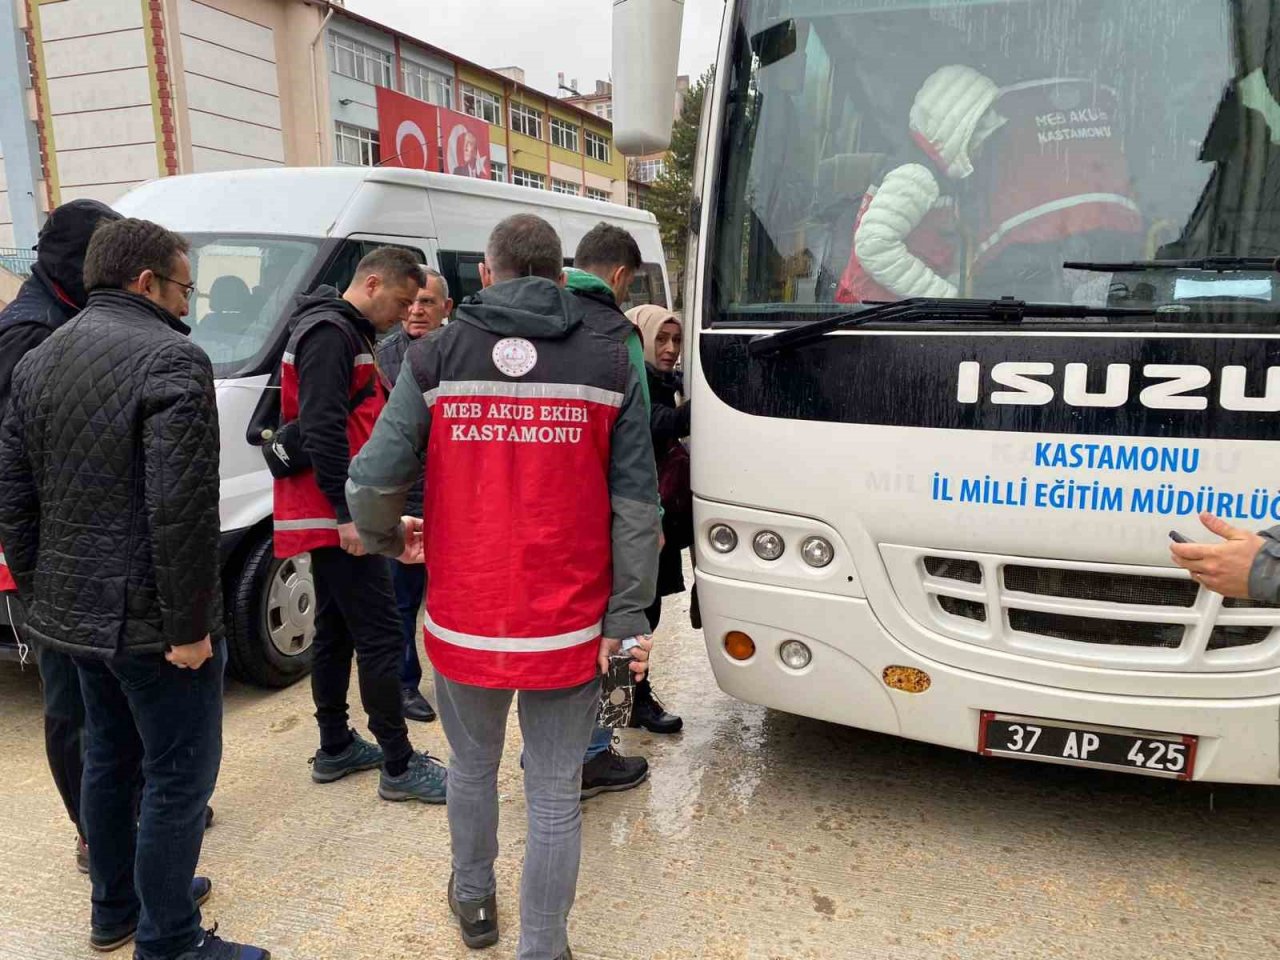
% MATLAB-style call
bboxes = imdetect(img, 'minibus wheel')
[225,533,315,687]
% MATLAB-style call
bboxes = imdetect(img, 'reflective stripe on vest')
[423,380,624,408]
[975,193,1142,259]
[424,608,602,653]
[273,518,339,532]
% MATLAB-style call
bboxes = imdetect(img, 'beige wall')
[36,0,159,205]
[171,0,329,170]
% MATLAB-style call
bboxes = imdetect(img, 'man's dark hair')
[84,218,190,292]
[354,246,427,288]
[573,222,642,274]
[486,214,563,281]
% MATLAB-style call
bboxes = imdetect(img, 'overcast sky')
[345,0,725,97]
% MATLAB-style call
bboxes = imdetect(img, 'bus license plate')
[978,711,1197,780]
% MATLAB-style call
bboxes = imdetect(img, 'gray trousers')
[434,669,600,960]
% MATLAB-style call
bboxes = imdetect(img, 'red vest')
[412,349,626,690]
[0,545,14,593]
[972,79,1143,266]
[273,318,385,559]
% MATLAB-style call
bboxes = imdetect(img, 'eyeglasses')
[154,273,196,302]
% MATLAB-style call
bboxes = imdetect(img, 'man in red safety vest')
[273,246,447,803]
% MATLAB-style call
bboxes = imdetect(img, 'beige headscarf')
[626,304,681,365]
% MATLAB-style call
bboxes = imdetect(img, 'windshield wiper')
[1065,256,1280,273]
[748,297,1156,357]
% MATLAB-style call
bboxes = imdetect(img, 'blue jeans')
[391,560,426,691]
[584,726,612,761]
[76,640,224,959]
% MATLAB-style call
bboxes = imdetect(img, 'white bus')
[615,0,1280,784]
[74,167,667,687]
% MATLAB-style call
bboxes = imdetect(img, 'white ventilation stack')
[611,0,685,156]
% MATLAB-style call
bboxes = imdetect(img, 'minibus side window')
[438,250,486,304]
[620,262,668,311]
[312,239,428,293]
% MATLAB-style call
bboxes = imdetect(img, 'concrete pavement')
[2,590,1279,959]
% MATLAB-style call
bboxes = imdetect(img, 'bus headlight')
[752,530,785,561]
[708,524,738,553]
[779,639,812,670]
[800,536,834,568]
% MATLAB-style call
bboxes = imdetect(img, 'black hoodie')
[287,285,379,523]
[34,198,121,309]
[0,199,120,408]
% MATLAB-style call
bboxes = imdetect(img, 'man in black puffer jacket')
[0,198,119,872]
[0,218,268,960]
[376,265,453,723]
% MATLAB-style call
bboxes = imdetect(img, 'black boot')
[629,679,682,734]
[448,872,500,949]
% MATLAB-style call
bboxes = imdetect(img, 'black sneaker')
[448,872,499,949]
[379,751,448,803]
[205,805,215,830]
[309,729,384,783]
[75,835,88,875]
[581,745,649,799]
[90,878,213,951]
[174,925,271,959]
[629,679,683,734]
[402,687,438,723]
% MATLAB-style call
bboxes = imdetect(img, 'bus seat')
[812,153,887,299]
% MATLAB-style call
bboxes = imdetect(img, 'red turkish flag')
[440,108,491,178]
[376,86,440,171]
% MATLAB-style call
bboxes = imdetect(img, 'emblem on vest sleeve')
[492,337,538,378]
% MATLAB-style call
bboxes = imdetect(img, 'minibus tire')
[225,533,315,688]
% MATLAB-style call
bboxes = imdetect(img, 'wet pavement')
[3,588,1279,960]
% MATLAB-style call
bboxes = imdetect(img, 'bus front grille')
[1007,610,1184,648]
[882,546,1280,672]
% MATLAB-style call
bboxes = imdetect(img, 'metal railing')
[0,247,37,277]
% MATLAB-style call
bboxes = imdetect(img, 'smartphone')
[597,653,636,728]
[1169,530,1193,544]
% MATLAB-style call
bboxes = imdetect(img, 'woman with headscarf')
[625,304,690,735]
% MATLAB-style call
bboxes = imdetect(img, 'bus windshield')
[711,0,1280,322]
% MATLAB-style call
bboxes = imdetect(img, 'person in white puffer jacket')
[836,64,1005,303]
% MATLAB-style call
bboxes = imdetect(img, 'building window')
[335,121,380,166]
[586,187,611,202]
[628,187,640,208]
[328,31,393,87]
[510,102,544,140]
[403,59,453,108]
[551,178,581,196]
[585,130,610,163]
[462,84,503,126]
[512,168,546,190]
[489,161,508,183]
[633,158,665,183]
[549,118,579,152]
